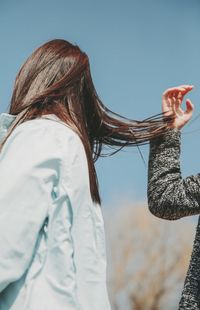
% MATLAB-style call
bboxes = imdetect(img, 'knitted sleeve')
[148,128,200,220]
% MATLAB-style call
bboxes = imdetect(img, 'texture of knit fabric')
[148,128,200,309]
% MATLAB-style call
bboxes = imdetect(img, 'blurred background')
[1,0,200,308]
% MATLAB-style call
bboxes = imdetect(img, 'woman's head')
[10,39,89,119]
[2,39,173,205]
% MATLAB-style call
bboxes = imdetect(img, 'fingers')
[162,84,194,124]
[185,99,194,115]
[177,92,182,99]
[163,84,194,114]
[163,84,194,93]
[171,95,183,116]
[163,85,194,98]
[162,85,194,129]
[162,95,173,115]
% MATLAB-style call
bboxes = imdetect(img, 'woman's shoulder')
[15,115,77,136]
[2,115,85,164]
[9,115,82,148]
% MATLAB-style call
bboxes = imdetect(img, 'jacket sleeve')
[148,127,200,220]
[0,124,62,292]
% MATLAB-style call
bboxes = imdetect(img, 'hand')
[162,85,194,129]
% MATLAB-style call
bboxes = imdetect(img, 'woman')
[147,84,200,309]
[0,39,172,310]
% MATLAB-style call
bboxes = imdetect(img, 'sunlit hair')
[1,39,173,205]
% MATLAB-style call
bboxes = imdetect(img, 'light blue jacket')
[0,113,111,310]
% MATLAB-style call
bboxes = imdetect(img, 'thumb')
[185,99,194,114]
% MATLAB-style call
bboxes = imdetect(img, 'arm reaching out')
[147,85,200,220]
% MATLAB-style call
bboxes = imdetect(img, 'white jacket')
[0,113,111,310]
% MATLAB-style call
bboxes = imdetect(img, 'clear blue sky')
[1,0,200,207]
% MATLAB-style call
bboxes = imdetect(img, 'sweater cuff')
[150,127,181,148]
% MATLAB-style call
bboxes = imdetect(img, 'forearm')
[148,128,200,220]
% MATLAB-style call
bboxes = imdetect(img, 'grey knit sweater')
[148,128,200,309]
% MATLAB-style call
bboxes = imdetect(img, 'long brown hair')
[1,39,173,205]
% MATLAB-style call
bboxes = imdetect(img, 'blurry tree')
[104,202,196,310]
